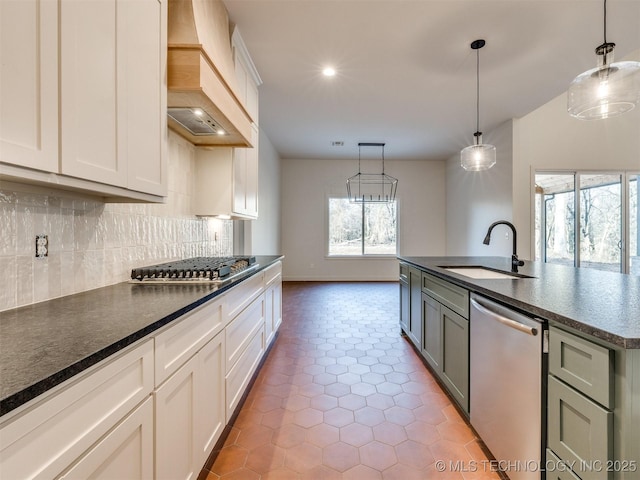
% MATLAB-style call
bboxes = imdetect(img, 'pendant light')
[567,0,640,120]
[461,39,496,172]
[347,143,398,203]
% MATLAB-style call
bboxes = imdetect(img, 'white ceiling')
[224,0,640,162]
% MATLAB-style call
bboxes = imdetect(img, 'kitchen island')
[398,255,639,480]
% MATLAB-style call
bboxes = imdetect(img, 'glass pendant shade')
[460,39,496,172]
[460,134,496,171]
[568,58,640,120]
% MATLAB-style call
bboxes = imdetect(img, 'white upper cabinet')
[0,0,59,173]
[231,27,261,126]
[0,0,167,201]
[61,0,167,196]
[194,124,259,219]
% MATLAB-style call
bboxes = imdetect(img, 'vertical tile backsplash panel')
[0,131,232,311]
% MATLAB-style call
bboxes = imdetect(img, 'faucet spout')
[482,220,525,272]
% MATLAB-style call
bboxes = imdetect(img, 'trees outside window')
[328,198,397,256]
[535,172,639,275]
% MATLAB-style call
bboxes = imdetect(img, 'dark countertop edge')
[0,256,284,417]
[397,256,638,350]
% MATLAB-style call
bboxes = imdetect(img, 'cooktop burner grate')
[130,256,257,283]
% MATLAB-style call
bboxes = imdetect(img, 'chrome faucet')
[483,220,525,272]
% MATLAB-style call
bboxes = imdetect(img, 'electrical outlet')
[35,234,48,258]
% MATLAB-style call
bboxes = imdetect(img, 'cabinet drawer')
[226,326,265,421]
[0,340,153,480]
[155,297,224,386]
[546,449,582,480]
[549,327,613,408]
[226,293,265,372]
[264,261,282,286]
[399,263,409,282]
[225,272,264,323]
[548,375,612,480]
[422,272,469,319]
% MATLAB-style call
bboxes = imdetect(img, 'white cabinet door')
[60,0,166,195]
[265,279,282,346]
[196,333,225,468]
[59,397,154,480]
[232,124,259,218]
[121,0,167,196]
[155,332,226,479]
[0,0,58,172]
[60,0,122,187]
[155,354,199,480]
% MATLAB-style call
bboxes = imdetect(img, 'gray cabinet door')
[440,305,469,413]
[408,267,422,349]
[399,280,409,333]
[548,375,612,480]
[421,293,442,373]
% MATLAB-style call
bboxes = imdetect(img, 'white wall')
[245,129,281,255]
[0,131,233,311]
[445,120,515,257]
[513,49,640,258]
[281,157,446,281]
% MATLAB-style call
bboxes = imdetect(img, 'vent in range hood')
[168,108,225,136]
[167,0,253,147]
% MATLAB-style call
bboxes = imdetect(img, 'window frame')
[326,196,399,258]
[533,169,639,275]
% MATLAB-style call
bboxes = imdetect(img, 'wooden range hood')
[167,0,253,147]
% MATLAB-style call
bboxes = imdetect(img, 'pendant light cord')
[603,0,607,44]
[476,46,480,138]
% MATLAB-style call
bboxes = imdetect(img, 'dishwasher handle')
[470,298,538,336]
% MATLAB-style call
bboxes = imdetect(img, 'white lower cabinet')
[155,331,225,480]
[0,340,154,480]
[265,277,282,346]
[226,325,265,421]
[59,397,154,480]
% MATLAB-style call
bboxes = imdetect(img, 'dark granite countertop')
[398,256,640,349]
[0,255,283,417]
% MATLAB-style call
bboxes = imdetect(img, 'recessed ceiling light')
[322,67,336,77]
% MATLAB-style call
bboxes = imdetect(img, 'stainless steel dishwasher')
[470,293,547,480]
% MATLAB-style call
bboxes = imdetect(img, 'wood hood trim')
[167,0,253,147]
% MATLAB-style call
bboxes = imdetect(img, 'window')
[328,198,397,256]
[534,171,639,275]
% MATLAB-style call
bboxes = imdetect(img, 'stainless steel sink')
[440,266,533,280]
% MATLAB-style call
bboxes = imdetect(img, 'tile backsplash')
[0,131,232,311]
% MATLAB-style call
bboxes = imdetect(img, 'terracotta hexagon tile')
[262,408,296,429]
[325,363,349,375]
[284,442,323,473]
[354,406,386,427]
[383,405,416,426]
[342,464,383,480]
[442,404,468,424]
[359,441,398,471]
[203,471,220,480]
[385,371,410,385]
[437,421,476,444]
[290,373,314,386]
[306,423,340,448]
[339,422,374,447]
[361,372,386,385]
[313,373,338,386]
[252,394,285,413]
[338,393,367,411]
[297,383,325,398]
[376,381,403,396]
[218,468,260,480]
[429,439,475,464]
[235,424,274,450]
[272,424,307,449]
[299,465,342,480]
[393,392,423,409]
[366,392,395,410]
[246,443,286,473]
[210,445,249,476]
[404,420,441,445]
[370,363,394,375]
[323,407,355,427]
[322,441,360,472]
[382,462,431,480]
[324,382,351,398]
[264,372,293,386]
[413,403,448,425]
[309,393,339,411]
[260,466,301,480]
[421,461,465,479]
[294,408,324,428]
[350,382,377,397]
[282,393,311,412]
[372,421,408,446]
[395,439,435,469]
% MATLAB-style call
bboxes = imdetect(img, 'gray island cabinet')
[397,256,640,480]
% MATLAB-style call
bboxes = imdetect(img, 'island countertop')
[0,255,283,417]
[398,256,640,349]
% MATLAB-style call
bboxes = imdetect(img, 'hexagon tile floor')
[202,282,501,480]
